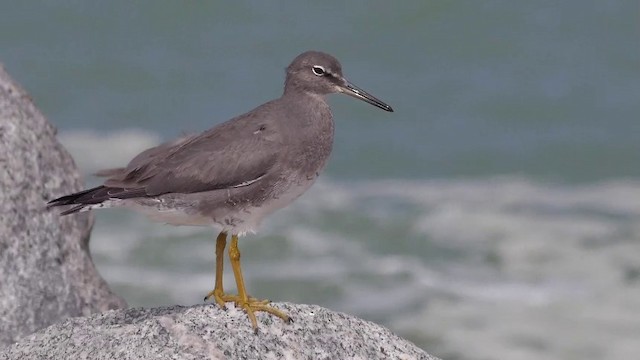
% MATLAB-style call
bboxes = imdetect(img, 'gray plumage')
[49,51,393,235]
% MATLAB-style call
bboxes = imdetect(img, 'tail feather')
[59,204,87,215]
[48,185,147,215]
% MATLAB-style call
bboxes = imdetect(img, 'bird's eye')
[311,66,326,76]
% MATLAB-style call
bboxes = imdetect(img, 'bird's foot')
[204,289,291,333]
[235,297,291,333]
[204,288,269,309]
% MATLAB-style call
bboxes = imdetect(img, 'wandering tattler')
[48,51,393,332]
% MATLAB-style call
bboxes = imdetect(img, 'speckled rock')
[0,64,126,346]
[0,303,437,360]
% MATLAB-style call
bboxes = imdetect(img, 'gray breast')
[170,95,336,233]
[280,94,335,180]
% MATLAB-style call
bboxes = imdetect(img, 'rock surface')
[0,303,437,360]
[0,64,126,346]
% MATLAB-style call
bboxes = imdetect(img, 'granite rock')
[0,303,437,360]
[0,64,126,346]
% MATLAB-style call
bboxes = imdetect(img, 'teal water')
[2,2,639,359]
[3,1,638,182]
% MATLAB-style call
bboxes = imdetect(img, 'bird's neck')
[278,87,333,133]
[282,86,328,109]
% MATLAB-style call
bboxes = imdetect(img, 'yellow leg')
[203,233,290,332]
[204,231,263,306]
[203,231,229,308]
[214,231,226,298]
[228,234,291,333]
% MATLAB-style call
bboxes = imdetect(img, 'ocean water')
[2,1,639,359]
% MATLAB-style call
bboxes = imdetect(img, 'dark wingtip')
[46,185,106,213]
[47,193,81,207]
[47,196,68,207]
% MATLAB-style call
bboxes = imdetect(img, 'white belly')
[225,178,317,235]
[112,176,319,236]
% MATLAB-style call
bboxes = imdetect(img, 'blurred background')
[2,1,639,359]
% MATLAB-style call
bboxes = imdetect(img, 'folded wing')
[103,120,280,196]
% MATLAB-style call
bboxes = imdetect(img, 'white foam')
[80,166,640,359]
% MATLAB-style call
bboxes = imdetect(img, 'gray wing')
[100,116,281,196]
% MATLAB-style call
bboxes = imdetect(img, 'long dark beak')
[339,79,394,112]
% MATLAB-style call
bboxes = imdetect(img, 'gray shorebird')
[48,51,393,332]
